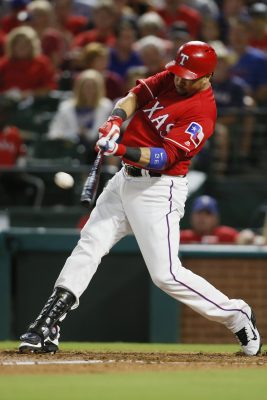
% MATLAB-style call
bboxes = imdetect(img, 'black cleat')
[19,325,60,354]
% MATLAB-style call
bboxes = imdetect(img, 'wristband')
[111,108,127,121]
[147,147,167,170]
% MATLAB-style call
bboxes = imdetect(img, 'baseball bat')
[80,150,104,209]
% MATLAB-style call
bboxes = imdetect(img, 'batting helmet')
[165,41,217,80]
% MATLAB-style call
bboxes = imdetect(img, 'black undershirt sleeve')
[124,147,142,162]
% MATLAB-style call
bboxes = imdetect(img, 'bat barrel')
[80,151,104,209]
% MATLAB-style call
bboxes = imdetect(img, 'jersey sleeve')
[130,70,171,108]
[164,117,214,154]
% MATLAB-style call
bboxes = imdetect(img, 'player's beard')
[175,84,197,97]
[175,86,188,96]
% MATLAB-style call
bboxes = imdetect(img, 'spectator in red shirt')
[156,0,202,39]
[248,2,267,53]
[0,0,28,34]
[0,115,26,167]
[20,1,68,71]
[0,98,44,207]
[0,26,57,98]
[52,0,88,37]
[0,30,6,57]
[180,195,239,244]
[72,0,117,50]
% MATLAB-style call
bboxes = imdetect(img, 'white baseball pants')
[56,168,251,333]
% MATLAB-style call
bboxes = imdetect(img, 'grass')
[1,370,267,400]
[1,368,267,400]
[0,342,267,400]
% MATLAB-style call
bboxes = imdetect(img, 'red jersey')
[122,70,217,176]
[0,30,5,57]
[72,29,116,49]
[0,13,22,34]
[0,55,57,92]
[64,16,88,36]
[180,226,239,244]
[0,126,26,166]
[249,34,267,52]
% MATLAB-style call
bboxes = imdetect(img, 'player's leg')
[123,175,261,355]
[19,171,131,353]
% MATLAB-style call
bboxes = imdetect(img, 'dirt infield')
[0,350,266,374]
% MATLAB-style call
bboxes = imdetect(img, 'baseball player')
[19,41,261,355]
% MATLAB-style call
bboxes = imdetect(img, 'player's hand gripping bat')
[80,150,104,209]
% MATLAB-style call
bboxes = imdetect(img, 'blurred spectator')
[248,2,267,52]
[200,17,221,43]
[52,0,88,37]
[20,1,68,71]
[167,21,192,58]
[0,0,29,34]
[0,26,57,98]
[112,0,136,23]
[80,42,124,101]
[217,0,248,42]
[156,0,202,39]
[211,40,255,174]
[180,195,240,244]
[72,0,117,49]
[72,0,94,19]
[0,0,10,16]
[228,17,267,104]
[0,97,44,207]
[124,65,148,92]
[127,0,155,17]
[108,19,143,79]
[48,69,113,164]
[237,199,267,245]
[137,11,167,38]
[41,29,66,70]
[135,35,169,76]
[0,98,26,165]
[186,0,219,19]
[26,0,54,38]
[0,29,5,57]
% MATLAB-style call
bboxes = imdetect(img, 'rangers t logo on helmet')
[179,53,189,66]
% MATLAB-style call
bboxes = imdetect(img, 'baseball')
[54,172,74,189]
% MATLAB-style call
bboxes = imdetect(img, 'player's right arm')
[98,92,138,141]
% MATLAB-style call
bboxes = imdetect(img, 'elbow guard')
[147,148,167,170]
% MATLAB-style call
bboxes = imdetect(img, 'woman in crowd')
[48,69,113,163]
[0,26,57,98]
[80,42,124,101]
